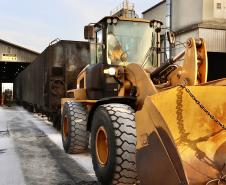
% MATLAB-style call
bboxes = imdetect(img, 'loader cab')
[84,17,162,99]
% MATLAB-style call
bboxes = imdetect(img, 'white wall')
[143,2,166,26]
[143,0,226,31]
[203,0,214,21]
[199,28,226,52]
[172,0,203,31]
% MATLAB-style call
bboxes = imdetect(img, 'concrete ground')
[0,106,99,185]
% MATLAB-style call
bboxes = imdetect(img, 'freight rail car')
[15,40,90,129]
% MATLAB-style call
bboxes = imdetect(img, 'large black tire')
[61,101,89,154]
[91,103,137,185]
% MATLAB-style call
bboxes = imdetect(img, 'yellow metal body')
[123,38,226,184]
[169,38,208,86]
[136,86,226,184]
[61,36,226,184]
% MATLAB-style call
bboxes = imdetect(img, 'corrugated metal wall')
[199,28,226,52]
[174,28,226,55]
[0,42,38,63]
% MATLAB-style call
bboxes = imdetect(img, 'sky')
[0,0,161,53]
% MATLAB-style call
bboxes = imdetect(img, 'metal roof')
[0,39,40,55]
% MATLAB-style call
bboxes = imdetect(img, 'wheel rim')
[96,126,109,166]
[63,116,69,140]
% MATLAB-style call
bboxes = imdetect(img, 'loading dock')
[0,39,39,105]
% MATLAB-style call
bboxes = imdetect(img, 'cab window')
[96,30,103,63]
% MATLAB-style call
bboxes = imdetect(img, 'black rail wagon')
[15,40,90,128]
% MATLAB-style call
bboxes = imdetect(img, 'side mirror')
[167,31,176,46]
[84,25,95,40]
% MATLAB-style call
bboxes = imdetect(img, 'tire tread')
[62,101,88,154]
[102,103,137,185]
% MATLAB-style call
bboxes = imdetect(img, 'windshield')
[107,21,157,67]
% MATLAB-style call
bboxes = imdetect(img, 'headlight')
[150,20,163,29]
[108,67,116,76]
[113,18,118,24]
[157,22,161,28]
[103,67,116,76]
[107,18,112,24]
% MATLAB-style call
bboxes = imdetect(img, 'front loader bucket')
[136,86,226,185]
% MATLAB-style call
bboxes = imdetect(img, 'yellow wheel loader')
[61,16,226,185]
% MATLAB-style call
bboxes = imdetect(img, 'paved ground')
[0,106,99,185]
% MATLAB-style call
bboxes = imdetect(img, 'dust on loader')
[60,15,226,185]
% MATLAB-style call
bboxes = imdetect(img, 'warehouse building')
[143,0,226,81]
[0,39,39,104]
